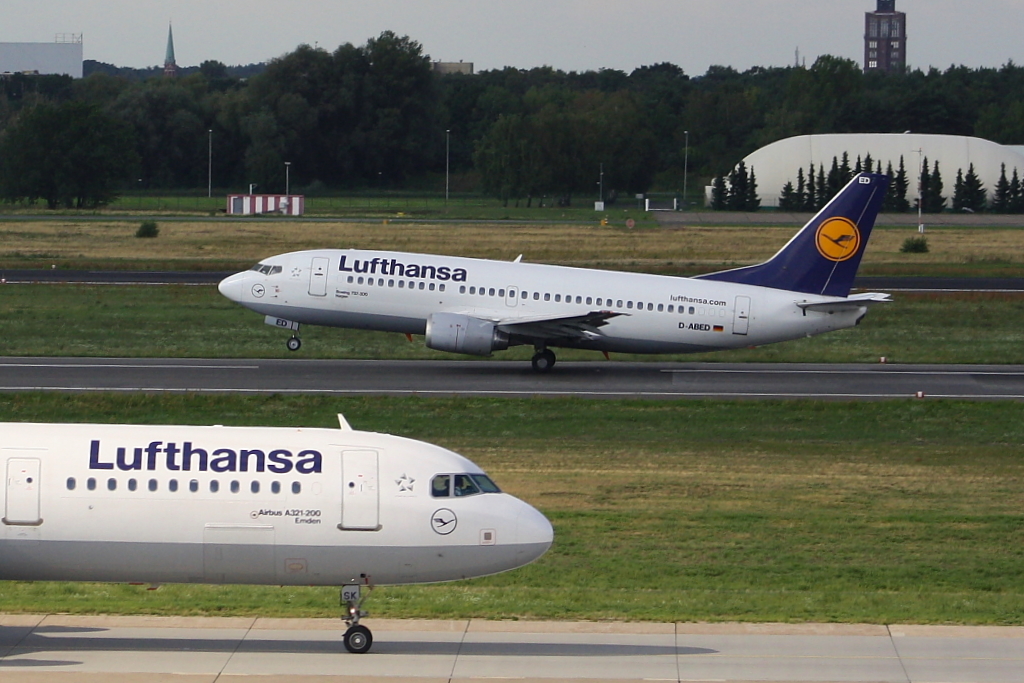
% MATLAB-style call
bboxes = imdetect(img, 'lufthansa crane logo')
[431,508,457,535]
[815,217,861,262]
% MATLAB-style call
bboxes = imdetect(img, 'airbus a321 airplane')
[219,173,891,371]
[0,417,553,653]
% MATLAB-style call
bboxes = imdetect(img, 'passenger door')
[308,257,329,296]
[4,458,42,526]
[340,450,380,530]
[733,296,751,335]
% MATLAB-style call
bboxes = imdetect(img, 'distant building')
[864,0,906,73]
[164,23,178,77]
[0,35,83,78]
[432,61,473,75]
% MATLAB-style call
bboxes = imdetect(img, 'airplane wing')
[494,310,627,343]
[796,292,892,313]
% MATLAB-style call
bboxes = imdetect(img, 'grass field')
[1,284,1023,363]
[0,394,1020,624]
[1,218,1023,277]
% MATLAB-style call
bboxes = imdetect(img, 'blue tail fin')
[696,172,889,297]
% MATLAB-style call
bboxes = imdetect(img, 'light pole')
[207,129,212,198]
[599,163,604,203]
[915,147,924,233]
[285,162,291,196]
[682,130,689,211]
[445,129,450,206]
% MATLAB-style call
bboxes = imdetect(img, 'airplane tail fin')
[696,172,889,297]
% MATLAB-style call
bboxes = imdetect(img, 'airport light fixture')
[915,147,924,233]
[445,129,451,206]
[285,161,291,196]
[207,129,213,198]
[683,130,689,211]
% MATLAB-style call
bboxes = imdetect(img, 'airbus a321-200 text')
[219,173,891,371]
[0,417,553,653]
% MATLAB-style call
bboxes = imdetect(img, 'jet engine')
[425,313,510,356]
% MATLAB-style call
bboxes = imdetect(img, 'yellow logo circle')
[815,217,861,262]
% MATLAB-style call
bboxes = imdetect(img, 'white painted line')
[662,369,1024,377]
[0,363,259,369]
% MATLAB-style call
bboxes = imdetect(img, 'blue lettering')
[339,255,353,272]
[117,446,143,471]
[182,442,208,471]
[296,450,323,474]
[210,448,236,473]
[268,449,293,474]
[165,442,181,471]
[89,440,114,470]
[239,448,265,473]
[145,442,161,471]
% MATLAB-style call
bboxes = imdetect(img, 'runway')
[2,357,1024,400]
[1,615,1021,682]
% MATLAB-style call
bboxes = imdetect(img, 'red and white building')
[227,194,305,216]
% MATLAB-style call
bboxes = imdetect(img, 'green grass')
[0,394,1021,624]
[1,285,1023,363]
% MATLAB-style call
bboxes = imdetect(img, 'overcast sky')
[6,1,1024,75]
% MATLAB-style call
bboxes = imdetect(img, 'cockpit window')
[431,473,501,497]
[249,263,282,275]
[431,474,451,497]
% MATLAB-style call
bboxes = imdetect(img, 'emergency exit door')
[341,450,379,530]
[5,458,42,525]
[309,257,329,296]
[733,296,751,335]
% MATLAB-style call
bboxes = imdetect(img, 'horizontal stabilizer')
[796,292,892,313]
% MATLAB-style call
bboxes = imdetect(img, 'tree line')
[2,34,1024,208]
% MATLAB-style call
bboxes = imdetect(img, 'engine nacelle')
[425,313,509,356]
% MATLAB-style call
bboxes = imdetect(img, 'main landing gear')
[341,584,373,654]
[531,347,556,373]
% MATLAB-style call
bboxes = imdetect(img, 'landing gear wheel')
[531,349,556,373]
[286,336,302,352]
[343,624,373,654]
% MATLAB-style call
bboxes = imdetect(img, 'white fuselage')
[218,249,869,354]
[0,422,552,586]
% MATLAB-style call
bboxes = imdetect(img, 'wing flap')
[796,292,892,312]
[497,310,626,342]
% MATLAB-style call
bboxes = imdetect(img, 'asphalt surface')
[1,616,1021,682]
[2,357,1023,399]
[2,269,1024,291]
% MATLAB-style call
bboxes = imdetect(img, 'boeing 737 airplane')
[0,417,553,653]
[219,173,891,371]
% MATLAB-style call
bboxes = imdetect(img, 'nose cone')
[516,502,554,566]
[218,272,245,302]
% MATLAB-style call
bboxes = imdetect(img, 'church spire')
[164,23,178,77]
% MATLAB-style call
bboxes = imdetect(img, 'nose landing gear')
[286,335,302,351]
[341,584,373,654]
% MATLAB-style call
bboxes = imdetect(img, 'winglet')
[696,173,889,297]
[337,413,352,430]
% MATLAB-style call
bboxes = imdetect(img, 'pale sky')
[6,1,1024,75]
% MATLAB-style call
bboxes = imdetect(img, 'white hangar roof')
[741,134,1024,207]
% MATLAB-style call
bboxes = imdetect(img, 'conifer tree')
[746,166,760,211]
[925,160,945,213]
[952,168,966,211]
[962,163,986,212]
[993,163,1010,213]
[711,174,728,210]
[816,164,827,210]
[893,156,910,212]
[839,151,852,185]
[804,162,817,211]
[1010,168,1023,213]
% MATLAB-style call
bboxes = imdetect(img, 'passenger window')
[431,474,451,497]
[398,281,405,288]
[272,481,281,494]
[627,301,633,309]
[108,478,117,491]
[521,290,527,298]
[648,303,654,311]
[419,282,425,290]
[489,288,495,296]
[357,277,364,285]
[658,304,664,312]
[544,293,551,301]
[576,296,582,304]
[388,280,395,287]
[534,292,540,300]
[347,276,354,283]
[230,480,240,493]
[439,284,445,292]
[586,297,592,305]
[128,478,138,491]
[292,481,301,494]
[430,283,436,291]
[689,306,695,314]
[149,479,158,492]
[596,298,603,306]
[378,278,384,286]
[189,479,199,492]
[470,286,476,294]
[555,294,561,302]
[87,478,96,491]
[210,480,219,493]
[460,286,466,293]
[498,289,505,297]
[454,474,481,497]
[251,481,260,494]
[617,300,624,308]
[668,305,674,313]
[66,477,76,490]
[169,479,179,492]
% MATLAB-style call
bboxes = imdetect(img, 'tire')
[531,349,556,373]
[286,336,301,352]
[343,624,373,654]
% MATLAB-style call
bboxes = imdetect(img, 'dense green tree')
[0,101,138,208]
[992,163,1011,212]
[952,163,986,212]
